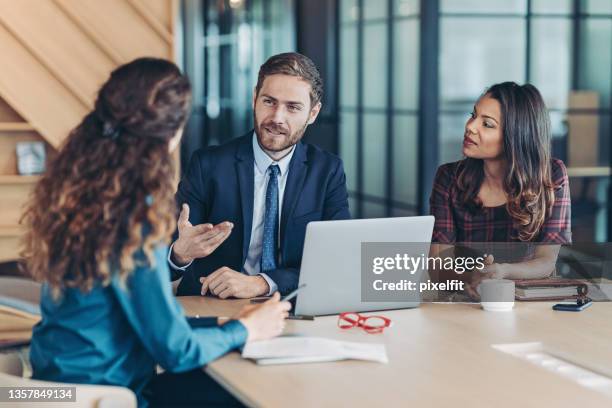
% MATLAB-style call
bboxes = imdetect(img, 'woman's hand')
[236,292,291,342]
[479,254,508,279]
[464,254,502,300]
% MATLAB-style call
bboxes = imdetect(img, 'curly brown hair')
[21,58,191,295]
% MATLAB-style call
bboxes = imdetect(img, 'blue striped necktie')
[261,164,280,272]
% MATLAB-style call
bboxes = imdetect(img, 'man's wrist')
[255,275,270,297]
[171,244,193,266]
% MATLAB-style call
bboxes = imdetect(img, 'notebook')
[241,336,388,365]
[514,279,588,301]
[0,296,41,347]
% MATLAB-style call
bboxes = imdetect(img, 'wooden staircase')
[0,0,178,262]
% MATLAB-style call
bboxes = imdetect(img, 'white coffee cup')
[479,279,515,312]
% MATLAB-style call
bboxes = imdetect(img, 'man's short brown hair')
[256,52,323,107]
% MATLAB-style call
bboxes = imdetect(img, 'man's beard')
[254,112,309,152]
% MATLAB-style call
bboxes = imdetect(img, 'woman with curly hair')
[429,82,571,298]
[23,57,289,407]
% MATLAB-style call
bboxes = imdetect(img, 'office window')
[583,0,612,14]
[340,112,359,193]
[340,0,611,239]
[578,19,612,110]
[441,0,527,14]
[339,0,420,218]
[439,11,526,164]
[184,0,611,241]
[437,1,612,241]
[362,24,388,109]
[530,18,572,110]
[532,0,573,14]
[394,19,419,110]
[182,0,295,155]
[363,113,387,198]
[339,25,358,107]
[392,115,418,209]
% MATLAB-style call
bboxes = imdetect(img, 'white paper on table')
[241,336,388,365]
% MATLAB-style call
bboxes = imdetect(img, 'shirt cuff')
[167,242,193,271]
[258,273,278,296]
[220,319,248,348]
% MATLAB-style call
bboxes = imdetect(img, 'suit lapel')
[235,135,255,264]
[280,142,308,247]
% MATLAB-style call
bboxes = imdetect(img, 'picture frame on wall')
[16,141,46,175]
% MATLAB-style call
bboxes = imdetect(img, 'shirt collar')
[252,131,295,176]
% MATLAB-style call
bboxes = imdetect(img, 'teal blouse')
[30,244,247,407]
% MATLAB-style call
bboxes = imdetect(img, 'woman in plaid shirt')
[429,82,571,298]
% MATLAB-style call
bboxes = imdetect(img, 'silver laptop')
[294,216,435,316]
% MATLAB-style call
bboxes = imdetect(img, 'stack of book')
[0,296,40,349]
[515,279,588,301]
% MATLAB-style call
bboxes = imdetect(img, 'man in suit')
[169,52,351,297]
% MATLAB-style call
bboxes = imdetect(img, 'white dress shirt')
[169,132,294,295]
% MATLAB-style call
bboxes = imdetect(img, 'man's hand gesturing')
[171,204,234,266]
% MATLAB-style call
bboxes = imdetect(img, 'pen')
[286,314,314,321]
[281,283,307,302]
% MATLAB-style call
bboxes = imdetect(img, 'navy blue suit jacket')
[174,132,351,296]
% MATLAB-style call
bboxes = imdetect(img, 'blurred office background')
[0,0,610,275]
[179,0,612,242]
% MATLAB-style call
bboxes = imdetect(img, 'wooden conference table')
[179,297,612,408]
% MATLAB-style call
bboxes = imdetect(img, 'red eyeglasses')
[337,312,393,334]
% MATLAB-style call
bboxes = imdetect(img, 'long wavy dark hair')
[456,82,556,241]
[21,58,191,295]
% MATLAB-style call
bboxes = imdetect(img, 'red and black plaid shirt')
[430,158,572,244]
